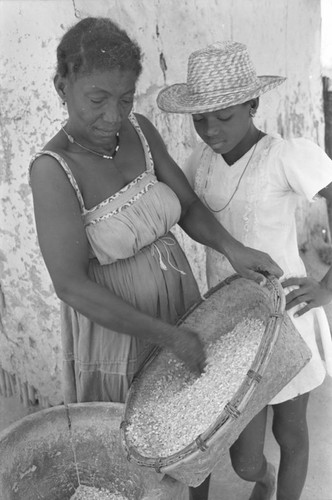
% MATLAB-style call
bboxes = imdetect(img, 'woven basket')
[121,274,312,487]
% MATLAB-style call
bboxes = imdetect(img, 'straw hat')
[157,41,286,114]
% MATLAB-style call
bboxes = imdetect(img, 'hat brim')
[157,76,286,114]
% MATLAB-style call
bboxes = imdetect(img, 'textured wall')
[0,0,326,405]
[322,0,332,79]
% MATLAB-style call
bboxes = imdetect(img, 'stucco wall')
[322,0,332,79]
[0,0,327,405]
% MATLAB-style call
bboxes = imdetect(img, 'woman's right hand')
[170,327,206,375]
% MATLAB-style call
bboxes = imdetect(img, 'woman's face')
[58,68,137,147]
[192,102,252,155]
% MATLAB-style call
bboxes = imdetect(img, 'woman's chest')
[62,126,147,210]
[67,155,147,211]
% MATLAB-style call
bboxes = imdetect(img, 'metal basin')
[0,402,186,500]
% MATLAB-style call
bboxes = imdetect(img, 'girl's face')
[56,68,137,148]
[192,102,253,156]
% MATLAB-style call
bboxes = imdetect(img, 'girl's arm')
[137,113,283,283]
[283,181,332,316]
[30,154,205,373]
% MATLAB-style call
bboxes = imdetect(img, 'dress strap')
[129,113,155,173]
[29,151,86,213]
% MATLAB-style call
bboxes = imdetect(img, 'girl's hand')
[227,244,283,285]
[282,276,332,317]
[171,327,207,375]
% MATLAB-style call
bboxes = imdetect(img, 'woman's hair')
[56,17,142,79]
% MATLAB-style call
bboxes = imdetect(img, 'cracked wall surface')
[0,0,327,405]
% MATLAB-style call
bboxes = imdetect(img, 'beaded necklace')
[203,130,262,213]
[61,126,120,160]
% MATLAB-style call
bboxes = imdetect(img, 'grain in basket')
[70,485,129,499]
[126,317,265,457]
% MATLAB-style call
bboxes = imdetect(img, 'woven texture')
[121,275,312,487]
[157,41,286,113]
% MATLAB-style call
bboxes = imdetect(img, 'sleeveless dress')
[30,114,200,404]
[184,134,332,404]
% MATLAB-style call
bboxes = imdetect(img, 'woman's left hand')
[227,244,283,284]
[282,276,332,317]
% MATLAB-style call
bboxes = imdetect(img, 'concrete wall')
[0,0,327,405]
[322,0,332,79]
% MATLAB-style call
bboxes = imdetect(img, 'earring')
[249,108,256,117]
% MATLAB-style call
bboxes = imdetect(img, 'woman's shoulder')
[131,112,154,134]
[30,148,71,181]
[131,112,166,150]
[30,130,69,166]
[29,133,78,193]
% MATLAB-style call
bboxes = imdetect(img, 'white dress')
[184,134,332,404]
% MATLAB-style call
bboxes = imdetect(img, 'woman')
[157,41,332,500]
[29,20,281,408]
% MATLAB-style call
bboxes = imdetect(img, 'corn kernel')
[70,485,129,500]
[126,318,264,457]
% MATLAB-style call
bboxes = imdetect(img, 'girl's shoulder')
[267,134,329,162]
[265,134,332,200]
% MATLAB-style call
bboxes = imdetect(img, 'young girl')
[157,41,332,500]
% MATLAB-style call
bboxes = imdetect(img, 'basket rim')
[177,273,285,326]
[121,274,285,470]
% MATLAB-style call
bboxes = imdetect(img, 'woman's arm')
[283,182,332,316]
[30,155,205,373]
[136,113,283,283]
